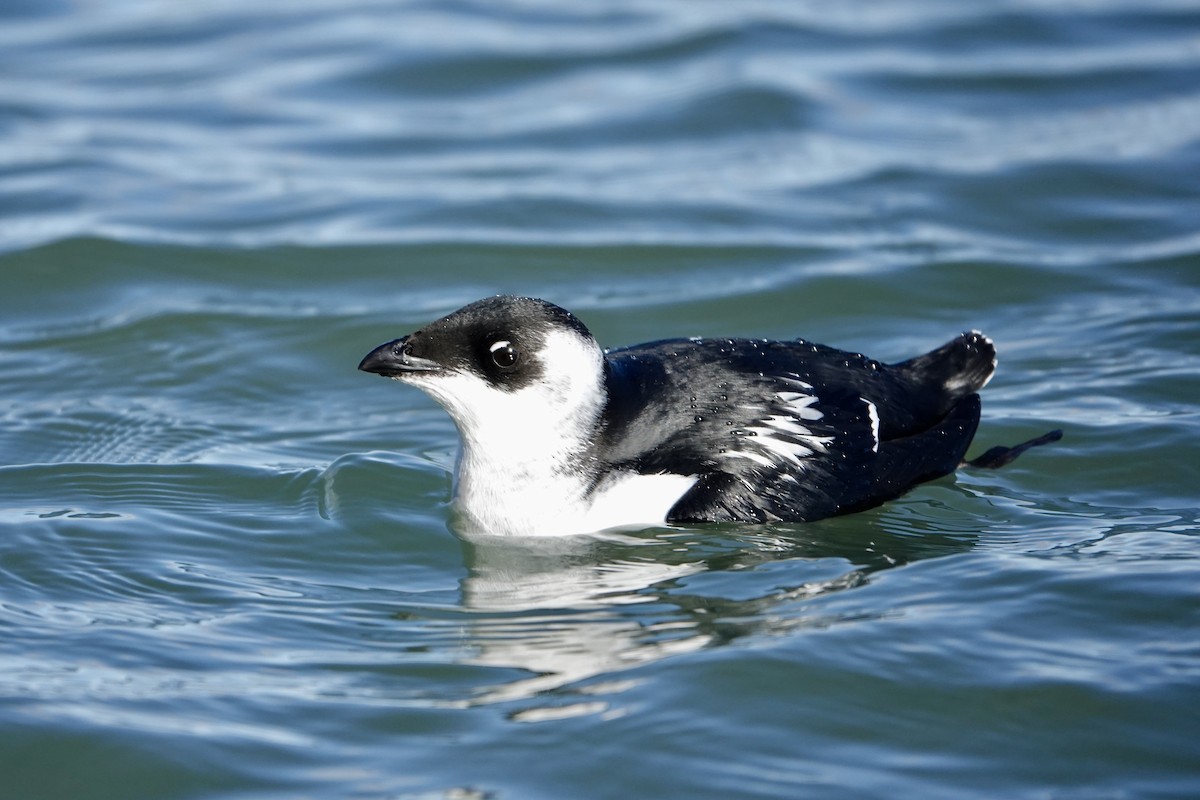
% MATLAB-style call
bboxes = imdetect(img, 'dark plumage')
[596,331,994,522]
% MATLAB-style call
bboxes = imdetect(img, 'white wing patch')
[723,382,834,470]
[862,397,880,453]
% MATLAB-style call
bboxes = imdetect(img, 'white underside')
[454,468,697,538]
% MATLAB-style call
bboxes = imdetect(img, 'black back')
[591,334,992,523]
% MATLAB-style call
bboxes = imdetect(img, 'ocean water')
[2,1,1199,798]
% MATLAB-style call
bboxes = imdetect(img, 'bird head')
[359,296,607,452]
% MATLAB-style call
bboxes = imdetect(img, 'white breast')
[455,466,696,538]
[574,471,698,533]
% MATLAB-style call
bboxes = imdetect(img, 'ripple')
[1,404,225,465]
[1,1,1196,251]
[2,1,1199,797]
[0,462,325,521]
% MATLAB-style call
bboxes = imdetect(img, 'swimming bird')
[359,296,1058,537]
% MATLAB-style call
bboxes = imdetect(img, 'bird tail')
[895,331,997,402]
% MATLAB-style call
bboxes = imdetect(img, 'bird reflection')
[452,495,979,720]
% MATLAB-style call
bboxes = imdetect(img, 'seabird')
[359,296,1059,536]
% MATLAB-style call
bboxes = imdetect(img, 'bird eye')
[489,340,519,370]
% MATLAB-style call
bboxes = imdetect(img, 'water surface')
[2,2,1199,798]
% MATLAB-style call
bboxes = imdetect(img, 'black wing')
[593,333,992,523]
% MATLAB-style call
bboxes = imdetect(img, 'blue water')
[2,2,1199,798]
